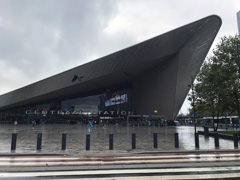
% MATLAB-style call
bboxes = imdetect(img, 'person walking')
[32,120,36,129]
[88,121,93,133]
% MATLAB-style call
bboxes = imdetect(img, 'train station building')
[0,15,222,124]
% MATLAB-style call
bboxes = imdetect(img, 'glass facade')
[0,87,135,124]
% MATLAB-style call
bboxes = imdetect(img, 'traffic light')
[226,113,230,116]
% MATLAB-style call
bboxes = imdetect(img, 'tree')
[189,35,240,131]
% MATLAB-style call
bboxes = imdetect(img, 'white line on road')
[1,166,240,177]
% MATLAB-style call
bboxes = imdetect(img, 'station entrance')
[127,115,166,126]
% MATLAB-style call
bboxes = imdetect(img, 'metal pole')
[214,133,219,148]
[191,75,196,133]
[153,133,158,148]
[237,41,240,130]
[37,133,42,150]
[204,126,209,137]
[86,134,90,150]
[237,41,239,68]
[62,133,67,150]
[225,114,227,130]
[109,134,113,150]
[11,133,17,151]
[195,133,199,149]
[174,133,179,148]
[132,134,136,149]
[233,133,238,149]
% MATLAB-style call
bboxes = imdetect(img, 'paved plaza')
[0,124,237,154]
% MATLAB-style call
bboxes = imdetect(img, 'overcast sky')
[0,0,239,114]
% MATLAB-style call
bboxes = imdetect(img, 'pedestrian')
[32,120,36,129]
[100,119,103,127]
[147,120,151,126]
[88,121,93,133]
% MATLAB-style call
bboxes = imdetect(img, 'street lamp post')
[236,41,240,130]
[193,83,197,134]
[232,40,240,129]
[189,75,196,133]
[236,41,240,129]
[233,41,240,70]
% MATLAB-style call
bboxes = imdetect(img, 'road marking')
[0,156,239,166]
[1,166,240,177]
[48,173,240,180]
[0,153,239,161]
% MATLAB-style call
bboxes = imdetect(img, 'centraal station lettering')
[25,110,134,116]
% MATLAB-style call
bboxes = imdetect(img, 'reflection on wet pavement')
[0,124,237,153]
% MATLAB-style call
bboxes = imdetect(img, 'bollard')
[109,134,114,150]
[204,127,209,137]
[86,134,90,150]
[233,133,238,149]
[174,133,179,148]
[153,133,158,148]
[214,133,219,148]
[195,133,199,149]
[11,133,17,151]
[132,134,136,149]
[37,133,42,150]
[62,133,67,150]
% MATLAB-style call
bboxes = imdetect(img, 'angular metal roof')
[0,15,222,119]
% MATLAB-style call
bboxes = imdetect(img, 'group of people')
[31,119,94,133]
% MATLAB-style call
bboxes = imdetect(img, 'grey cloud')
[0,0,119,87]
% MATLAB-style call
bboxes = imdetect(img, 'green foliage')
[217,131,240,136]
[189,35,240,118]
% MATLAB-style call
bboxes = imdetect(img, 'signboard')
[141,115,152,117]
